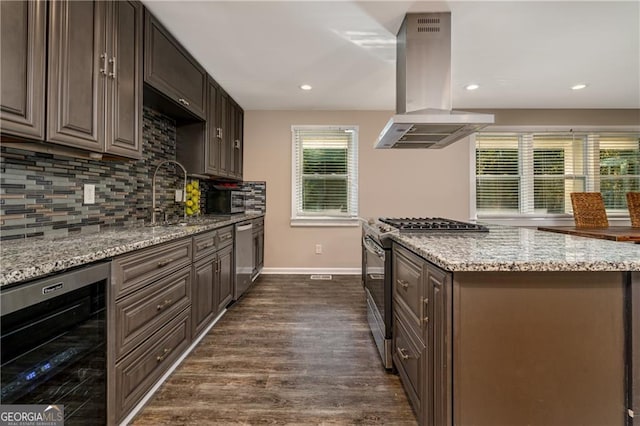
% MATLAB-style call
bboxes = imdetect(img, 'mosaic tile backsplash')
[1,108,197,240]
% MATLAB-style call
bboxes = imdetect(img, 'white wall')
[242,110,473,272]
[242,109,640,271]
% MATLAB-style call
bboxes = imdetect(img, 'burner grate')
[379,217,488,232]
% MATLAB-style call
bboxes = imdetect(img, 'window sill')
[477,215,632,227]
[290,217,360,227]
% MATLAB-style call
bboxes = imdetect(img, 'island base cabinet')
[115,307,191,423]
[452,271,626,426]
[393,311,426,421]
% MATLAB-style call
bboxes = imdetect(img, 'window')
[291,126,358,225]
[475,132,639,218]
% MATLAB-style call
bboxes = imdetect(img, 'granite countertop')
[386,224,640,272]
[0,213,264,287]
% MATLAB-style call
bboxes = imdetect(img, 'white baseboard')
[261,267,361,275]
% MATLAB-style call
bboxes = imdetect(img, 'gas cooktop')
[378,217,489,232]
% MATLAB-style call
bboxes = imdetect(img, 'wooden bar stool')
[570,192,609,228]
[626,192,640,228]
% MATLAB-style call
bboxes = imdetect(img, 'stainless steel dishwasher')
[234,221,254,300]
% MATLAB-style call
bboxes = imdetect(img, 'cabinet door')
[428,265,452,426]
[0,0,46,140]
[105,0,143,159]
[218,245,235,312]
[47,0,106,151]
[144,12,206,119]
[217,244,234,313]
[192,255,216,337]
[206,80,221,175]
[235,107,244,179]
[258,230,264,269]
[219,91,231,176]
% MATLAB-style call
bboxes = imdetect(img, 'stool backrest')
[570,192,609,228]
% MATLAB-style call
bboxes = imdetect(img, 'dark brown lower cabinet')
[115,308,191,421]
[217,244,234,313]
[192,254,217,337]
[392,242,631,426]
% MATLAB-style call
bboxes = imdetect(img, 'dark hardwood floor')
[131,275,417,425]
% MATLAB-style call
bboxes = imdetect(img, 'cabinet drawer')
[216,225,234,249]
[193,230,216,261]
[115,266,191,359]
[112,238,192,299]
[393,245,424,332]
[115,308,190,422]
[144,12,206,119]
[393,313,424,417]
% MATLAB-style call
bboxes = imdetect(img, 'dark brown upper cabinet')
[0,0,46,140]
[105,1,144,158]
[232,101,244,179]
[144,11,207,120]
[47,0,143,159]
[176,77,244,181]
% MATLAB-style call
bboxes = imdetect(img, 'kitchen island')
[382,224,639,426]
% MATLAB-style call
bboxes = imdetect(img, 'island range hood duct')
[375,13,494,149]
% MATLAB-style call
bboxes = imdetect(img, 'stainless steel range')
[362,217,487,369]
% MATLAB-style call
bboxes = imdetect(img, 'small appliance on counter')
[205,182,246,215]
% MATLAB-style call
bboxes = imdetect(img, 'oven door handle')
[363,236,385,260]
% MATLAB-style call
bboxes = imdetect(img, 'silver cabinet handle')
[199,241,215,250]
[424,297,429,306]
[108,56,116,79]
[216,128,223,139]
[397,347,410,360]
[234,139,240,149]
[156,299,172,311]
[157,258,173,268]
[178,98,190,106]
[397,279,409,289]
[100,52,108,75]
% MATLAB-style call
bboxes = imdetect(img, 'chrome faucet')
[151,160,188,225]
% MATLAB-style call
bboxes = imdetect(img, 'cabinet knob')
[178,98,190,106]
[156,299,172,311]
[156,348,170,362]
[396,279,409,289]
[423,297,429,306]
[216,128,223,139]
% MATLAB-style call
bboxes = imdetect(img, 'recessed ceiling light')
[465,84,480,91]
[300,84,312,91]
[571,83,588,90]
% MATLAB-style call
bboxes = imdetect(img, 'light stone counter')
[387,224,640,272]
[0,214,263,287]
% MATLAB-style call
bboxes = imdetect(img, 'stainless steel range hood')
[375,13,494,149]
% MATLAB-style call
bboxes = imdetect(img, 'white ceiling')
[142,1,640,111]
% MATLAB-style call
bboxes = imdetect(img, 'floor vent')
[310,274,332,280]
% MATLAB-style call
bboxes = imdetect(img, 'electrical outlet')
[175,189,183,202]
[83,184,95,204]
[315,244,322,254]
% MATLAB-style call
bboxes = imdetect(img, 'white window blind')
[291,126,358,224]
[476,131,640,217]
